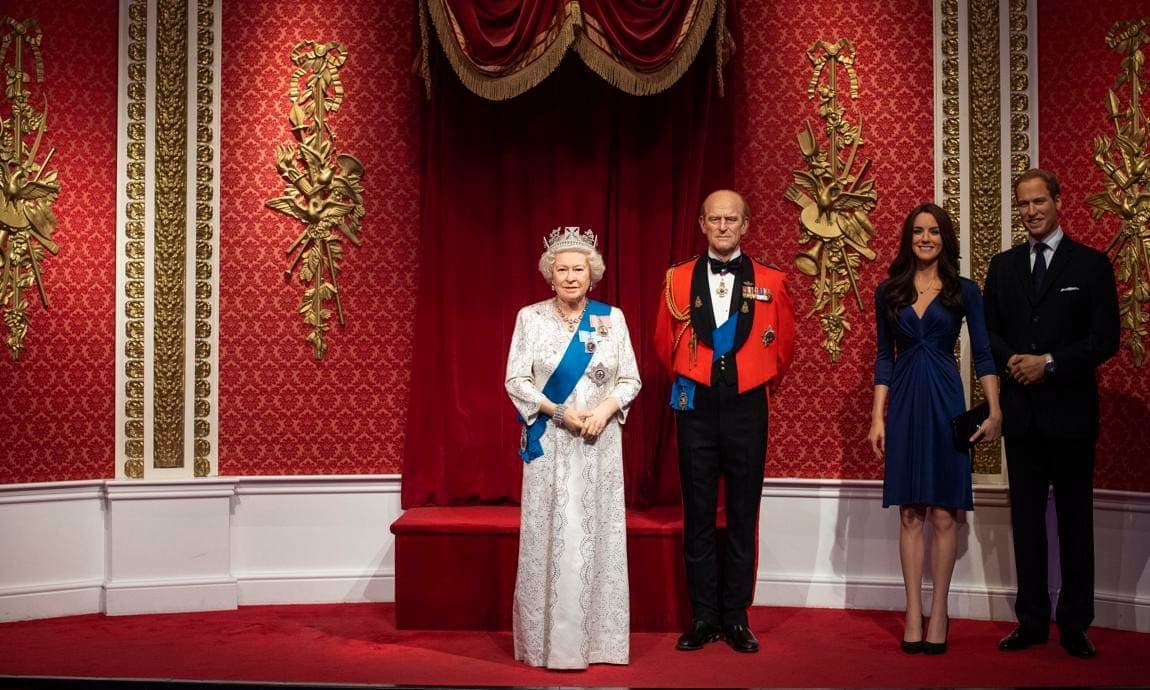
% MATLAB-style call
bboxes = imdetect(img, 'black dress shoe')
[676,620,721,651]
[901,616,925,654]
[998,626,1048,651]
[723,623,760,653]
[921,617,948,655]
[1060,630,1096,659]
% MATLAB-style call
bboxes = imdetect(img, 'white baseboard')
[0,579,105,622]
[0,475,1146,633]
[104,577,238,616]
[236,569,395,605]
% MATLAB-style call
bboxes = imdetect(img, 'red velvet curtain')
[420,0,726,99]
[401,28,736,508]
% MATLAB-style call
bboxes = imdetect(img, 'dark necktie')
[709,255,742,275]
[1032,242,1048,290]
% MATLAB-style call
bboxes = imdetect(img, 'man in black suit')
[983,169,1119,659]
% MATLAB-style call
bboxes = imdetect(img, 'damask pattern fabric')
[504,301,640,668]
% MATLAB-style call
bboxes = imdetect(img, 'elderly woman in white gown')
[504,226,642,669]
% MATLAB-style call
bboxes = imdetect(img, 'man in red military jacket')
[655,189,795,654]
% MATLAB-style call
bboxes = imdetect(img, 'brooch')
[761,326,776,346]
[586,362,610,386]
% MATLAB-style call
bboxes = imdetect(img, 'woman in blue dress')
[868,203,1002,655]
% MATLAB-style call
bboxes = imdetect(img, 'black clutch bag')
[951,401,990,452]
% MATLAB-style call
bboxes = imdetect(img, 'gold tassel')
[423,0,582,101]
[573,0,720,97]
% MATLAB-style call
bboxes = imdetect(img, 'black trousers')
[675,380,768,626]
[1004,432,1095,635]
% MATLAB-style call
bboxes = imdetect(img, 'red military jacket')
[654,255,795,394]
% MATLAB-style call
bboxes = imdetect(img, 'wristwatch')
[1044,354,1056,376]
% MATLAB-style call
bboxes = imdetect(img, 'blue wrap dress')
[875,278,996,510]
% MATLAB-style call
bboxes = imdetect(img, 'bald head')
[698,189,750,259]
[699,189,750,221]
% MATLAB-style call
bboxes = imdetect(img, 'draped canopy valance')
[417,0,734,100]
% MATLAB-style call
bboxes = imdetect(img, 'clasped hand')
[1007,353,1047,385]
[561,405,612,441]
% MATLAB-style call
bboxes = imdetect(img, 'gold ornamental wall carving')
[123,0,147,479]
[969,0,1004,473]
[1088,17,1150,367]
[267,40,366,361]
[153,0,190,469]
[0,17,60,362]
[785,39,878,363]
[193,0,215,477]
[1007,0,1033,245]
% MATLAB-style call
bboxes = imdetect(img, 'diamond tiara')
[543,226,598,252]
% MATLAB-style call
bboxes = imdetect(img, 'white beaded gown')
[504,299,642,669]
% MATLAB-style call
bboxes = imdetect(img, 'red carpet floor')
[0,603,1147,688]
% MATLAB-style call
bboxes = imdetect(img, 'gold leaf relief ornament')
[785,39,877,363]
[1088,17,1150,367]
[0,17,58,361]
[266,40,365,360]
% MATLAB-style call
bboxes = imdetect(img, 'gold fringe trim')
[421,0,732,100]
[573,0,718,97]
[415,0,432,99]
[713,0,734,97]
[423,0,582,101]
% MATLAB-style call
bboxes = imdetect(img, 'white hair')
[538,246,605,286]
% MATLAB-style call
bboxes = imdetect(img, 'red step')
[391,505,720,631]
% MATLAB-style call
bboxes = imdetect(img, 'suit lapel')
[1035,237,1078,303]
[732,256,755,350]
[1012,243,1038,306]
[690,257,715,347]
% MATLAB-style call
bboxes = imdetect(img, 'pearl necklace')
[554,298,586,332]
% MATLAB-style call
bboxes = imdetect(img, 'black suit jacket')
[983,235,1119,440]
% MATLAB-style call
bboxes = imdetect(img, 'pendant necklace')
[555,298,586,332]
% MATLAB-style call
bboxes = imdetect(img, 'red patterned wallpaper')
[0,1,117,484]
[1037,1,1150,492]
[734,0,936,479]
[217,0,420,475]
[8,2,1144,491]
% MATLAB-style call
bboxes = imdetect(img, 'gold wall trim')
[153,0,189,469]
[193,0,215,476]
[968,0,1002,474]
[940,0,961,224]
[123,0,147,479]
[1008,0,1032,246]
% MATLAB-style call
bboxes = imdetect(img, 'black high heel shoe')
[922,617,949,655]
[901,617,925,654]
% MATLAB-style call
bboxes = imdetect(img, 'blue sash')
[518,300,612,462]
[668,316,737,411]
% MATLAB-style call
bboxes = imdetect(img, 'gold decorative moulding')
[785,39,878,363]
[0,17,60,361]
[1088,17,1150,367]
[266,40,365,360]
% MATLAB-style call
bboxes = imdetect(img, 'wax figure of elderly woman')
[504,226,642,669]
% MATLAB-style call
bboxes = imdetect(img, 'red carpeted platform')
[390,505,716,631]
[1,603,1148,688]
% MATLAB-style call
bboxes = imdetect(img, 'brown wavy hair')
[883,203,964,324]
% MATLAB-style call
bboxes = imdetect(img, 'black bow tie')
[709,256,742,274]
